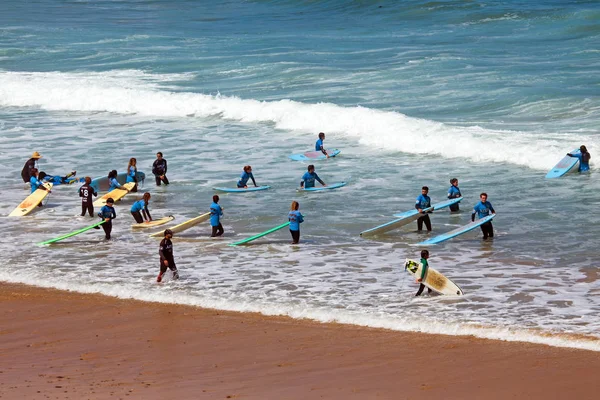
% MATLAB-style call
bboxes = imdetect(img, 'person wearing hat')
[157,229,178,282]
[21,151,42,183]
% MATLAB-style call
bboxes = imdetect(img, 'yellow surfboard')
[131,215,175,229]
[94,182,136,207]
[9,183,54,217]
[149,212,211,237]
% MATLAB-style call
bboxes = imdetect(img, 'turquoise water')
[1,0,600,350]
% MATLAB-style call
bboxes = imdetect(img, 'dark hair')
[143,192,151,203]
[85,176,92,184]
[157,152,163,157]
[109,170,117,179]
[422,186,429,191]
[450,178,458,184]
[213,194,219,203]
[164,229,173,236]
[580,145,588,153]
[421,250,429,258]
[480,192,488,198]
[307,164,315,171]
[318,132,325,138]
[39,171,47,180]
[106,198,115,204]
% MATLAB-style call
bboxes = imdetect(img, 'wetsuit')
[126,166,138,192]
[237,171,257,188]
[472,200,495,239]
[130,199,151,223]
[159,238,178,279]
[288,210,304,244]
[29,175,45,194]
[415,194,432,231]
[21,158,37,183]
[301,171,325,188]
[315,138,326,155]
[109,177,122,191]
[568,151,591,172]
[98,205,116,240]
[415,258,433,296]
[210,202,224,237]
[152,158,169,186]
[79,183,97,217]
[447,185,462,212]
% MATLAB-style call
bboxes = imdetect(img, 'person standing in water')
[210,195,224,237]
[472,192,496,240]
[567,145,591,173]
[157,229,178,283]
[79,177,97,217]
[415,186,432,232]
[21,151,42,183]
[315,132,329,157]
[447,178,462,212]
[126,158,138,192]
[415,250,433,296]
[288,201,304,244]
[29,168,51,194]
[237,165,258,188]
[300,165,326,188]
[130,192,152,224]
[98,198,116,240]
[152,152,169,186]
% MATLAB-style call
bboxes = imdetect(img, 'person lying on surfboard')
[300,165,326,188]
[415,250,433,296]
[39,171,78,185]
[131,192,153,224]
[471,192,495,240]
[315,132,329,158]
[567,145,591,173]
[237,165,258,188]
[415,186,432,232]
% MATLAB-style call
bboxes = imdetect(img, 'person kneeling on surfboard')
[288,201,304,244]
[415,250,433,296]
[567,145,591,173]
[315,132,329,158]
[131,192,153,224]
[415,186,432,232]
[472,193,495,240]
[98,198,116,240]
[301,165,326,188]
[157,229,178,283]
[210,195,224,237]
[237,165,258,188]
[79,177,97,217]
[447,178,461,212]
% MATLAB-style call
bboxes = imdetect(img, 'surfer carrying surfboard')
[315,132,329,158]
[288,201,304,244]
[98,198,116,240]
[79,177,98,217]
[415,186,432,232]
[447,178,462,212]
[471,193,496,239]
[301,165,326,188]
[415,250,433,296]
[237,165,258,188]
[131,192,153,224]
[152,152,169,186]
[567,145,591,173]
[157,229,178,283]
[210,195,224,237]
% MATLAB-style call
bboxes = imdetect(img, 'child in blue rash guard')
[39,171,77,185]
[567,145,591,172]
[447,178,462,212]
[98,198,116,240]
[300,164,326,189]
[126,158,138,192]
[79,176,97,217]
[415,186,432,232]
[29,168,51,194]
[152,152,169,186]
[288,200,304,244]
[237,165,258,188]
[210,195,224,237]
[108,170,123,191]
[472,192,496,239]
[415,250,433,296]
[315,132,328,157]
[131,192,152,224]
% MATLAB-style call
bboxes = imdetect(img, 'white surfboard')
[9,183,53,217]
[149,212,211,237]
[131,215,175,229]
[404,259,463,296]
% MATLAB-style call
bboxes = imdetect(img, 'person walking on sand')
[79,177,97,217]
[315,132,329,158]
[415,250,433,296]
[152,152,169,186]
[130,192,152,224]
[447,178,462,212]
[237,165,258,188]
[300,165,326,189]
[157,229,179,282]
[210,195,224,237]
[21,151,42,183]
[98,198,116,240]
[567,145,591,173]
[415,186,433,232]
[472,192,496,240]
[288,201,304,244]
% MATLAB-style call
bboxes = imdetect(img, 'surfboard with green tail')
[38,220,106,245]
[229,222,290,246]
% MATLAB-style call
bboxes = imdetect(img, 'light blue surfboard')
[418,214,496,245]
[213,185,271,193]
[229,222,290,246]
[298,181,347,192]
[91,171,146,192]
[289,149,341,161]
[545,149,580,178]
[392,197,462,218]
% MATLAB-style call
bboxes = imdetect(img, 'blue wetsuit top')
[472,201,495,219]
[301,171,324,188]
[30,176,43,193]
[130,199,148,213]
[315,138,324,152]
[109,177,122,191]
[98,205,116,219]
[288,210,304,231]
[448,185,461,199]
[568,152,591,172]
[415,194,431,210]
[237,171,257,188]
[126,166,137,183]
[210,202,223,226]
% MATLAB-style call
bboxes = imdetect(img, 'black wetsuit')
[98,205,116,240]
[159,238,177,275]
[79,183,97,217]
[21,158,37,183]
[152,158,169,186]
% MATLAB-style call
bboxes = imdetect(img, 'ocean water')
[1,0,600,351]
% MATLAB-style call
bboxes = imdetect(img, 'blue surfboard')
[213,185,271,193]
[418,214,496,245]
[392,197,462,218]
[545,149,580,178]
[91,171,146,192]
[298,181,347,192]
[289,149,341,161]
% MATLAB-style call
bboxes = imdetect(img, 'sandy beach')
[1,282,599,400]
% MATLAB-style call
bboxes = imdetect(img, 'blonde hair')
[290,201,299,211]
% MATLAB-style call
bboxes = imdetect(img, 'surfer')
[415,186,432,232]
[21,151,42,183]
[210,195,224,237]
[108,170,125,191]
[39,171,77,185]
[131,192,153,223]
[415,250,433,296]
[98,198,116,240]
[157,229,178,283]
[472,193,496,239]
[29,168,51,194]
[447,178,461,212]
[567,145,591,173]
[126,158,138,192]
[152,152,169,186]
[79,177,98,217]
[237,165,258,188]
[301,165,326,188]
[288,200,304,244]
[315,132,329,158]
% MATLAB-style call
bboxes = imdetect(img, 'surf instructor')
[567,145,591,173]
[415,186,433,232]
[472,192,495,240]
[21,151,42,183]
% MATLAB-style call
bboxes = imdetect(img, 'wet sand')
[1,282,599,400]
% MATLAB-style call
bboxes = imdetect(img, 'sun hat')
[31,151,42,159]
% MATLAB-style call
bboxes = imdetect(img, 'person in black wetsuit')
[157,229,179,282]
[21,151,42,183]
[79,177,97,217]
[152,152,169,186]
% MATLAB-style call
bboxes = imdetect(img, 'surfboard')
[392,197,462,218]
[38,220,106,245]
[149,212,211,237]
[404,259,463,296]
[545,149,580,178]
[289,149,340,161]
[213,185,271,193]
[9,183,53,217]
[90,171,146,192]
[418,214,496,245]
[131,215,174,229]
[229,222,291,246]
[298,182,347,192]
[93,182,136,207]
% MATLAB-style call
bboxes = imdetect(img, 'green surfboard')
[38,220,106,245]
[229,222,290,246]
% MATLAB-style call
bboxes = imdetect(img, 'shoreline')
[2,282,600,399]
